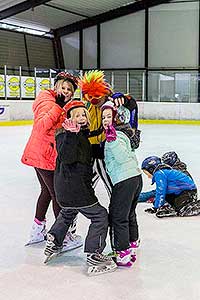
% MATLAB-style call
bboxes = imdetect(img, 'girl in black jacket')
[44,100,116,273]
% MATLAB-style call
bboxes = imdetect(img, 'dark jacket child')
[101,101,142,268]
[141,156,200,218]
[161,151,192,178]
[44,100,116,273]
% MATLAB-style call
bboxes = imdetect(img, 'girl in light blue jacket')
[101,101,142,268]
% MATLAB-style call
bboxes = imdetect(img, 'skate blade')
[44,253,61,264]
[61,242,83,253]
[87,264,117,276]
[156,213,177,218]
[25,240,45,246]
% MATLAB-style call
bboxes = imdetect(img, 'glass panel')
[102,70,145,101]
[148,71,199,103]
[83,26,97,69]
[61,32,80,69]
[149,2,199,68]
[129,70,145,101]
[101,11,145,68]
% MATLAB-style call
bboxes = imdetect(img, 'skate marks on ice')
[43,248,85,266]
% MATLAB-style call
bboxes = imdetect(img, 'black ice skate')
[179,200,200,217]
[156,205,177,218]
[87,253,117,276]
[44,233,62,264]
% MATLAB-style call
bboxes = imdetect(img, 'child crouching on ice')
[44,100,116,274]
[141,156,200,218]
[138,151,193,203]
[101,102,142,267]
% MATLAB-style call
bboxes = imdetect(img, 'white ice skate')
[25,219,46,246]
[87,263,117,276]
[87,253,117,276]
[61,232,83,252]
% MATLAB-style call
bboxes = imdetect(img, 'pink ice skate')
[116,249,132,267]
[129,241,138,262]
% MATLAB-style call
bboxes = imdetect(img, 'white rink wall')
[138,102,200,120]
[0,100,200,120]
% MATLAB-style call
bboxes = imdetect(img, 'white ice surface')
[0,124,200,300]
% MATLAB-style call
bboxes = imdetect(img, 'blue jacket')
[152,169,196,209]
[104,131,141,185]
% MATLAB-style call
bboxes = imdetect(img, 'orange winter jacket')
[21,90,65,170]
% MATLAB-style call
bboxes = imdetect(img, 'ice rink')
[0,123,200,300]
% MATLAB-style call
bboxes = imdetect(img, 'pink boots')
[116,249,132,267]
[116,239,140,267]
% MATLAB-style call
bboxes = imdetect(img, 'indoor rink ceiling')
[0,0,173,35]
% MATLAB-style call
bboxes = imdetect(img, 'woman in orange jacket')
[21,72,82,250]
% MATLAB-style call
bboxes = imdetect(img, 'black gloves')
[144,207,157,214]
[55,94,66,108]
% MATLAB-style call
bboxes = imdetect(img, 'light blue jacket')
[104,130,141,185]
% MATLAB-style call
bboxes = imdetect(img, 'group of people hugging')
[21,70,200,275]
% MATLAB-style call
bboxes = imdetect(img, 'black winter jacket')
[54,129,98,208]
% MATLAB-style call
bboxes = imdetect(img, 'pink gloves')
[62,118,80,133]
[105,125,117,142]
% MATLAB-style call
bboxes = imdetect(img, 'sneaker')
[116,249,132,267]
[156,205,177,218]
[25,219,46,246]
[44,233,62,256]
[87,253,116,267]
[62,232,83,252]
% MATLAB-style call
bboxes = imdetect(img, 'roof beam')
[44,3,89,18]
[54,0,173,37]
[0,0,52,20]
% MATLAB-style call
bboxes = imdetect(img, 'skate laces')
[87,253,113,265]
[96,253,112,262]
[64,232,78,243]
[68,232,78,241]
[116,249,131,258]
[45,234,61,256]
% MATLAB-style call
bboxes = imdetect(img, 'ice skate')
[116,249,132,267]
[61,232,83,252]
[25,219,47,246]
[179,200,200,217]
[44,233,62,264]
[87,253,117,276]
[129,241,139,262]
[87,263,117,276]
[156,205,177,218]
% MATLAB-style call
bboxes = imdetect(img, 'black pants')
[166,189,197,212]
[109,175,143,252]
[35,168,60,221]
[48,203,108,254]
